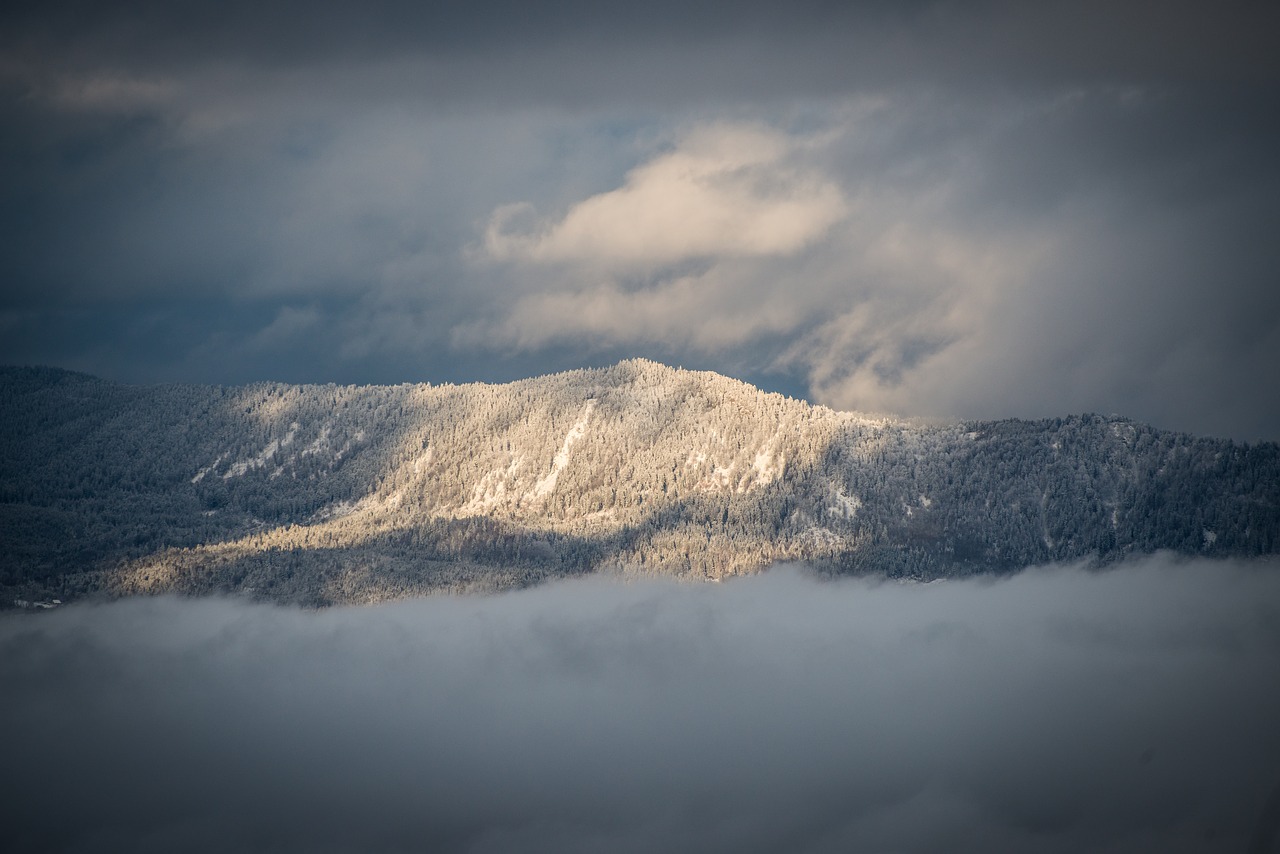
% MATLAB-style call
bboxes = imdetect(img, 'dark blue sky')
[2,0,1278,440]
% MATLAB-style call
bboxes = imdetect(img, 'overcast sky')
[2,0,1278,440]
[4,556,1279,853]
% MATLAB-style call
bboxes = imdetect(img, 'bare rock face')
[2,360,1277,605]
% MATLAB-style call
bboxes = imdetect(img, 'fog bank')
[3,553,1279,853]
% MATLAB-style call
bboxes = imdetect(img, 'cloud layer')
[4,554,1279,853]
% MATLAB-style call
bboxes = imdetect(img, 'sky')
[4,555,1280,853]
[2,1,1278,440]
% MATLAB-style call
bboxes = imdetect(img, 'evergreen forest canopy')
[2,360,1276,606]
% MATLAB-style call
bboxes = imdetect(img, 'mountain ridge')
[2,360,1277,606]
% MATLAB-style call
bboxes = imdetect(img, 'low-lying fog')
[3,553,1279,853]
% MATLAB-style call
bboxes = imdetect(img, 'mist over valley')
[3,556,1278,853]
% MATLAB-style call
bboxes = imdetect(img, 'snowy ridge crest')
[1,361,1277,605]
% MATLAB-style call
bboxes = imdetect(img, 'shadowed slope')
[2,360,1277,605]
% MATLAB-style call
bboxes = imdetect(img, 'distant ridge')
[2,360,1276,606]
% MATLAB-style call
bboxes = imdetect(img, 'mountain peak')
[2,365,1276,606]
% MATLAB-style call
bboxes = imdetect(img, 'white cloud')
[465,114,1051,418]
[482,123,848,268]
[772,217,1050,415]
[454,261,814,352]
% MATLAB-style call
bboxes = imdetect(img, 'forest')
[2,360,1277,606]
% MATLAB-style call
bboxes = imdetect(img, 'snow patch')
[1110,422,1136,446]
[460,456,525,516]
[697,463,736,492]
[223,438,280,479]
[216,421,323,480]
[312,499,358,522]
[301,425,333,457]
[191,452,226,484]
[528,399,596,502]
[742,431,786,492]
[800,526,846,550]
[828,489,862,518]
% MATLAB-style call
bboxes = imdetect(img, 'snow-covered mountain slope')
[2,360,1277,605]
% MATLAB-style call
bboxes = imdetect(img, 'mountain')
[2,360,1277,606]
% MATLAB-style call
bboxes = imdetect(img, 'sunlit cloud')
[465,115,1052,421]
[482,123,847,269]
[454,261,813,352]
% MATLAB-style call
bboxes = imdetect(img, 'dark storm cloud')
[1,0,1279,438]
[3,554,1279,854]
[4,1,1277,93]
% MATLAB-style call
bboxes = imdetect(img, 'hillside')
[2,360,1277,605]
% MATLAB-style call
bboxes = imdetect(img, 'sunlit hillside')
[3,360,1276,606]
